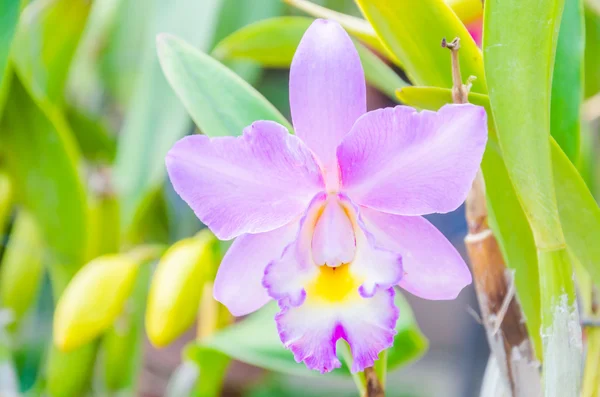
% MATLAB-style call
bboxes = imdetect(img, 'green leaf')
[99,0,152,107]
[483,0,565,248]
[157,34,292,136]
[0,75,87,284]
[584,4,600,98]
[201,291,427,377]
[355,0,486,93]
[212,17,408,100]
[0,0,19,109]
[113,0,223,233]
[181,347,230,397]
[11,0,91,107]
[65,106,117,163]
[285,0,398,64]
[550,0,585,162]
[552,139,600,301]
[386,291,428,370]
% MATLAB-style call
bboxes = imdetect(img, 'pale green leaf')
[12,0,91,107]
[113,0,223,233]
[157,34,292,136]
[483,0,565,247]
[0,75,87,283]
[212,17,408,100]
[584,4,600,98]
[355,0,486,93]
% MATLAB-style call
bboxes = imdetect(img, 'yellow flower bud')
[53,255,139,351]
[146,229,218,347]
[0,210,44,321]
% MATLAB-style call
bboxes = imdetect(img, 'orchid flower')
[166,19,487,373]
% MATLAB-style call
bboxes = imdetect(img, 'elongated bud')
[0,210,44,322]
[53,255,139,351]
[85,191,120,261]
[146,229,219,347]
[0,172,13,236]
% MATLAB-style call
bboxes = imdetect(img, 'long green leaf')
[0,75,87,286]
[397,86,542,358]
[113,0,223,233]
[484,0,565,247]
[65,106,117,163]
[201,292,427,377]
[212,17,407,100]
[99,0,152,107]
[157,34,292,137]
[551,0,585,163]
[584,5,600,98]
[355,0,486,93]
[11,0,91,107]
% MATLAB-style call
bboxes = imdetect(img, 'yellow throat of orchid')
[305,264,362,303]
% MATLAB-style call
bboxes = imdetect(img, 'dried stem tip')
[442,37,469,104]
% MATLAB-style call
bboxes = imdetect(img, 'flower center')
[311,196,356,267]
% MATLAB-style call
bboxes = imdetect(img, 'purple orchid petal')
[166,120,324,240]
[337,104,487,216]
[214,222,298,316]
[276,288,398,373]
[290,19,366,188]
[361,207,472,300]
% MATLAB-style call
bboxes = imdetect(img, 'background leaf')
[12,0,91,107]
[157,34,292,137]
[113,0,223,233]
[551,0,585,162]
[0,76,87,286]
[0,0,19,110]
[584,4,600,98]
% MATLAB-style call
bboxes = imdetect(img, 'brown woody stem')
[443,37,542,396]
[363,367,385,397]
